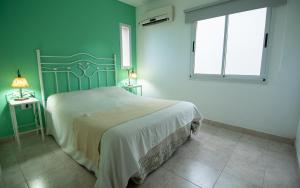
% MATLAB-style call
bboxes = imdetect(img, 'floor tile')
[1,124,299,188]
[239,134,269,150]
[214,172,261,188]
[27,165,80,188]
[0,180,5,188]
[214,128,242,143]
[197,124,219,137]
[127,168,200,188]
[0,153,18,171]
[183,139,231,170]
[267,140,295,155]
[263,167,300,188]
[261,149,300,188]
[5,182,28,188]
[0,142,18,153]
[2,164,26,187]
[262,150,298,173]
[223,151,265,187]
[163,149,221,188]
[233,142,264,162]
[193,132,238,154]
[20,154,52,180]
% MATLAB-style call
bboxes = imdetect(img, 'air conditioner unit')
[139,6,174,26]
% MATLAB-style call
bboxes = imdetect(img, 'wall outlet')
[21,104,31,110]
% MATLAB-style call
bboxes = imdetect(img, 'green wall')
[0,0,136,137]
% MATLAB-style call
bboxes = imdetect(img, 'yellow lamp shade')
[129,72,137,79]
[11,77,29,88]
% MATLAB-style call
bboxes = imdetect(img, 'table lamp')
[127,68,137,86]
[11,69,29,101]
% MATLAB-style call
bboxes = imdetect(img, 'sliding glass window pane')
[194,16,225,74]
[225,8,267,76]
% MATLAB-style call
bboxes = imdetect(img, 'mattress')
[46,87,202,188]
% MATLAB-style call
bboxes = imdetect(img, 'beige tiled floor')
[0,123,299,188]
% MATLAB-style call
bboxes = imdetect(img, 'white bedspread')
[46,87,202,188]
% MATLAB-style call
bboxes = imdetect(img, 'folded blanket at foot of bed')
[73,98,178,167]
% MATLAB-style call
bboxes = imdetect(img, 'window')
[191,8,270,82]
[194,16,225,75]
[120,24,132,69]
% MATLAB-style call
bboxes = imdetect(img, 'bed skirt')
[130,123,193,184]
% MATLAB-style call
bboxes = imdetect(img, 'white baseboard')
[203,119,294,145]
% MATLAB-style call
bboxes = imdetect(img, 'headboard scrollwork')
[36,49,117,109]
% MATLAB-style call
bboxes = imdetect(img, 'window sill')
[189,74,268,84]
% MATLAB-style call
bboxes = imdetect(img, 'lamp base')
[14,97,29,101]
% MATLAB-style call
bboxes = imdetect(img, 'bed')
[36,50,202,188]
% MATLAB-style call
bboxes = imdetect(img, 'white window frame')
[190,8,272,83]
[120,23,132,69]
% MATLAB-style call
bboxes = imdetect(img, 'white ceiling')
[118,0,149,7]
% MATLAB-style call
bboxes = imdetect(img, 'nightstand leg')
[140,87,143,96]
[37,102,45,141]
[33,103,39,135]
[9,105,21,148]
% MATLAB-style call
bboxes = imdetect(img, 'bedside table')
[123,84,143,96]
[7,98,44,148]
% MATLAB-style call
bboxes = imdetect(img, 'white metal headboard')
[36,49,117,109]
